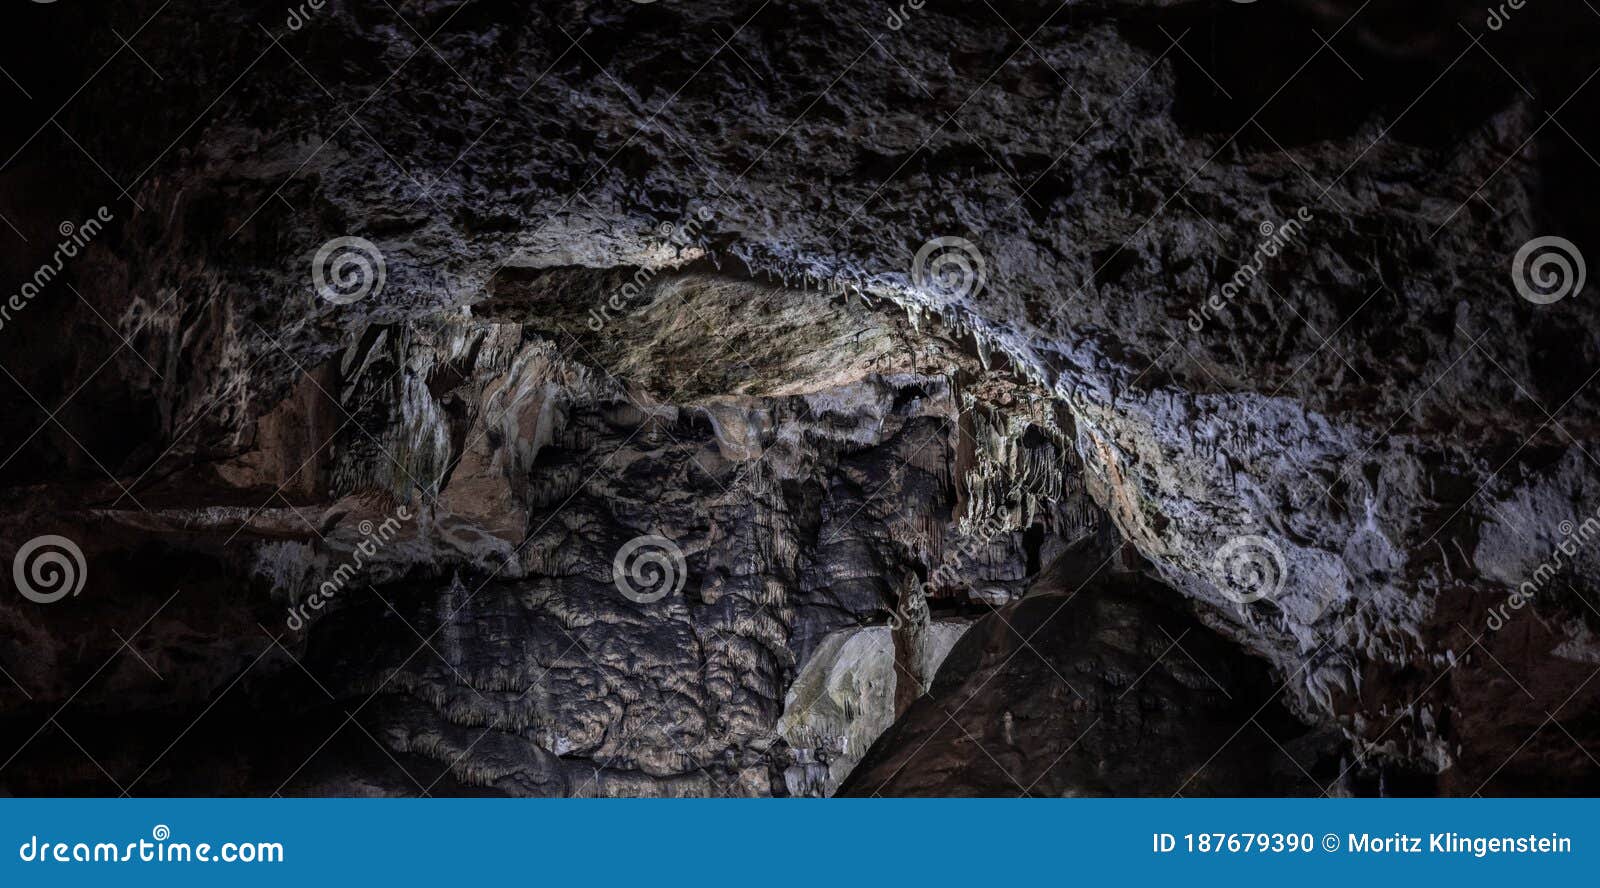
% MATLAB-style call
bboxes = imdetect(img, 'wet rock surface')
[2,0,1599,794]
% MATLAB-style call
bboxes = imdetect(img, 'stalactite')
[438,572,466,676]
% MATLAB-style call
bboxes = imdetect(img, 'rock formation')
[1,0,1597,795]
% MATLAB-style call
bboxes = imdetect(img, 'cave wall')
[2,0,1599,793]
